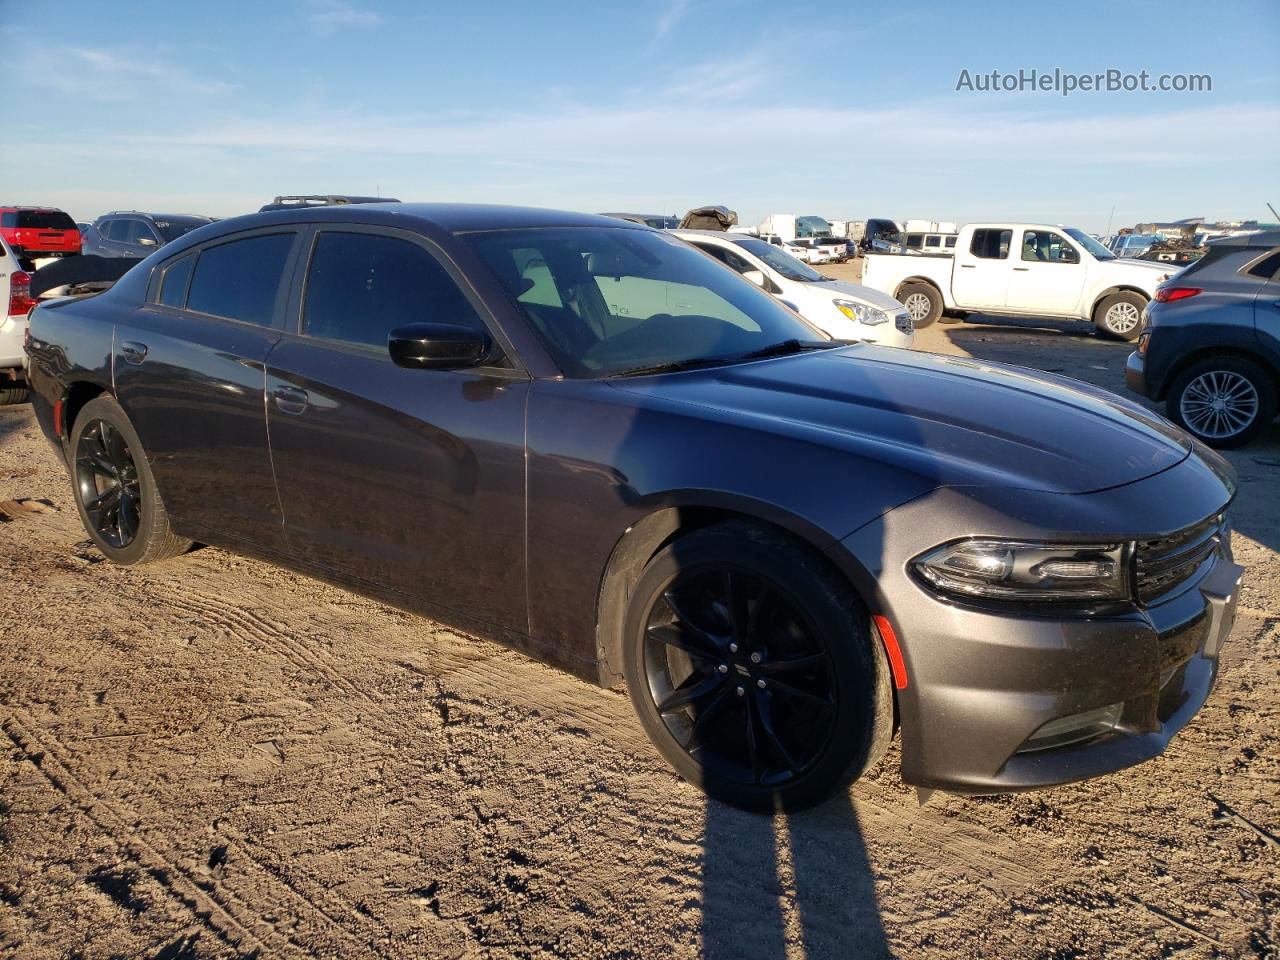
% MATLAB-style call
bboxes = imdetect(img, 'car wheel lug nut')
[750,652,762,664]
[757,679,766,689]
[736,686,745,697]
[728,643,738,653]
[717,664,728,674]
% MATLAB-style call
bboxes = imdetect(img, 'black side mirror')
[388,322,491,370]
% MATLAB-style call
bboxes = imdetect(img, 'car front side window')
[302,231,486,349]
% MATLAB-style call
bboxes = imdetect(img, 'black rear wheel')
[623,521,893,811]
[69,395,192,564]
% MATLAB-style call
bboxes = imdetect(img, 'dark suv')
[83,212,213,259]
[1126,230,1280,448]
[0,206,81,261]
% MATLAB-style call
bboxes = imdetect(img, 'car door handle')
[120,341,148,364]
[272,385,309,415]
[1013,267,1030,271]
[959,264,975,269]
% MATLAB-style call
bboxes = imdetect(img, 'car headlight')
[834,299,889,326]
[913,539,1129,602]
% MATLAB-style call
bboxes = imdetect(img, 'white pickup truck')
[860,222,1176,340]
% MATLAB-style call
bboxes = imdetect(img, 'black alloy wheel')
[623,521,893,811]
[74,418,141,548]
[643,566,838,788]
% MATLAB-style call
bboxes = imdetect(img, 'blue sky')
[1,0,1276,232]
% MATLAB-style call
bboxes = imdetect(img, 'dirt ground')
[1,273,1277,959]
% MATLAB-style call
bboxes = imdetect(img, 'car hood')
[612,345,1191,494]
[799,278,904,311]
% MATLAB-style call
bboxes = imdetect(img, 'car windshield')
[1065,228,1115,260]
[728,236,827,282]
[465,226,830,378]
[154,216,212,241]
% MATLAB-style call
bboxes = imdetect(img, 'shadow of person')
[700,790,891,960]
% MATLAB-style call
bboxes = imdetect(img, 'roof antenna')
[1268,202,1279,223]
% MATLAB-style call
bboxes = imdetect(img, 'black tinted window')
[186,233,294,325]
[103,219,131,242]
[303,232,483,348]
[1245,250,1280,281]
[158,255,194,308]
[694,242,754,274]
[971,229,1012,259]
[17,210,75,230]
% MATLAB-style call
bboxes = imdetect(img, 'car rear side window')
[158,255,195,308]
[302,231,484,349]
[186,233,294,326]
[693,242,754,274]
[970,229,1012,259]
[1245,250,1280,281]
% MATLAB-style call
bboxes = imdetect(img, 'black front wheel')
[69,395,192,564]
[623,521,893,811]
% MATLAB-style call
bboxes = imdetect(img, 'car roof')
[0,205,66,212]
[206,203,647,237]
[1209,229,1280,248]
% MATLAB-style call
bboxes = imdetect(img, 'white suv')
[0,236,34,404]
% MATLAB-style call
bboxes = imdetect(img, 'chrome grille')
[1136,513,1225,603]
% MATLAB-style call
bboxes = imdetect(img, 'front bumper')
[834,460,1239,793]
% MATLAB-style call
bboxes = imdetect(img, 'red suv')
[0,206,82,260]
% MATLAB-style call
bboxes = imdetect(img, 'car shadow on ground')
[701,794,890,959]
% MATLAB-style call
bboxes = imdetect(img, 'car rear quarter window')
[1245,250,1280,281]
[186,233,294,326]
[158,255,195,308]
[302,231,484,348]
[970,229,1012,259]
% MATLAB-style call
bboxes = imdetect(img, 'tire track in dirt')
[2,710,290,958]
[150,574,1046,901]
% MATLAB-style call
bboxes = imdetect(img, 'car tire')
[0,386,29,405]
[69,395,192,565]
[622,520,894,812]
[1166,355,1277,449]
[1093,292,1146,341]
[898,283,942,329]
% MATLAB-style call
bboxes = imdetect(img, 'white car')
[759,233,819,263]
[674,229,915,349]
[0,236,34,404]
[860,222,1174,339]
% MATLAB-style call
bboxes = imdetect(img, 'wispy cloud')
[304,0,383,33]
[46,48,235,102]
[654,0,694,37]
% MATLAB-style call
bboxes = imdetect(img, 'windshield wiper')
[609,355,744,378]
[609,340,835,379]
[735,339,833,360]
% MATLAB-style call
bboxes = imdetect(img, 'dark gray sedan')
[25,204,1243,810]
